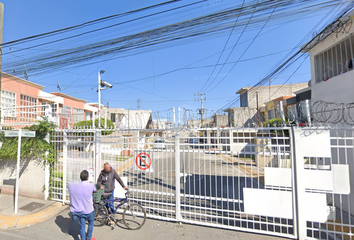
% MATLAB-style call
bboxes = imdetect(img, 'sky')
[0,0,343,121]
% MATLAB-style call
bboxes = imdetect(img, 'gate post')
[62,131,68,205]
[44,133,50,200]
[94,130,102,183]
[291,126,307,240]
[174,135,182,221]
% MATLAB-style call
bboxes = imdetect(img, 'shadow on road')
[54,214,80,240]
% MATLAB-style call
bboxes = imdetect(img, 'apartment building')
[1,73,98,128]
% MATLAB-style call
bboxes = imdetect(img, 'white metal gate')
[50,126,354,240]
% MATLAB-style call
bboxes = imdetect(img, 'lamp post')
[98,70,104,129]
[97,70,113,129]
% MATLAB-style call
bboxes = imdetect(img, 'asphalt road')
[119,142,265,229]
[0,208,286,240]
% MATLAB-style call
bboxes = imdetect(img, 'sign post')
[5,129,36,214]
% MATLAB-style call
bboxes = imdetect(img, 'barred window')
[62,105,72,123]
[73,108,84,123]
[315,34,354,83]
[20,95,37,106]
[42,101,58,117]
[1,90,16,117]
[20,95,37,119]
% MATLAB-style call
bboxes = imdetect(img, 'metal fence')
[50,126,354,240]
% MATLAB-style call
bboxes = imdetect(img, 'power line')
[3,0,348,78]
[199,0,246,92]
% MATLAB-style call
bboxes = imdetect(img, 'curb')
[0,202,67,230]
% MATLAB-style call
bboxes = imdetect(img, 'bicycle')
[93,190,146,230]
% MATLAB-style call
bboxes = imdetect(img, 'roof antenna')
[24,65,29,80]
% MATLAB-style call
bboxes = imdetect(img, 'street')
[118,140,264,228]
[0,208,285,240]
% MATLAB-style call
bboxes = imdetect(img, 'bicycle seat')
[102,193,112,199]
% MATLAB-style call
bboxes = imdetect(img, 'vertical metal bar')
[44,133,50,200]
[14,129,22,214]
[62,131,68,205]
[289,127,298,239]
[175,135,182,221]
[291,126,307,240]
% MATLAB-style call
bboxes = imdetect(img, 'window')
[62,105,72,124]
[314,34,354,83]
[240,92,248,107]
[111,113,116,123]
[20,95,37,106]
[1,90,16,117]
[73,108,84,124]
[20,95,37,119]
[42,101,58,117]
[123,135,130,148]
[268,109,274,120]
[86,111,93,121]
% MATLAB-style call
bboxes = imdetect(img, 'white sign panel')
[299,129,331,158]
[243,188,293,219]
[114,177,128,199]
[304,164,350,194]
[264,167,292,188]
[5,130,36,138]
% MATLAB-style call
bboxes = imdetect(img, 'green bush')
[74,118,114,135]
[264,118,295,127]
[0,117,56,162]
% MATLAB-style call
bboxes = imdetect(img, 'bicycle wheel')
[94,205,108,227]
[123,203,146,230]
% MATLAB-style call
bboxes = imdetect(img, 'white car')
[153,140,166,149]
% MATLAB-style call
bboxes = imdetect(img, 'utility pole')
[128,107,130,129]
[178,106,181,127]
[0,3,4,122]
[256,91,260,126]
[195,93,206,126]
[173,107,176,127]
[137,99,141,110]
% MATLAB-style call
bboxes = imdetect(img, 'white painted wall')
[0,158,46,199]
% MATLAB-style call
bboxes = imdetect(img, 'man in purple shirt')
[69,170,97,240]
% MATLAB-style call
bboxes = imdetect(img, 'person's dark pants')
[71,211,95,240]
[107,190,115,213]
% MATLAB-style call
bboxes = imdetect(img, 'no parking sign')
[134,152,154,173]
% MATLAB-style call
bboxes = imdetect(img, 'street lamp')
[97,70,113,129]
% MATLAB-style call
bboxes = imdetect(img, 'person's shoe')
[88,238,96,240]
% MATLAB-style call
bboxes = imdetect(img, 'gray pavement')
[0,208,286,240]
[0,193,50,216]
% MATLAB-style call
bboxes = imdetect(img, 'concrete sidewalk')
[0,193,66,230]
[1,208,287,240]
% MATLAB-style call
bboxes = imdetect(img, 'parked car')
[189,138,199,144]
[153,140,166,149]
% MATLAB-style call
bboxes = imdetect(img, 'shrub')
[74,118,114,135]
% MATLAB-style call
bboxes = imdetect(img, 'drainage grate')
[19,202,45,212]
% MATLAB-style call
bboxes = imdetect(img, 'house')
[225,83,308,127]
[302,9,354,124]
[101,108,153,156]
[263,96,293,122]
[0,72,98,129]
[285,87,311,124]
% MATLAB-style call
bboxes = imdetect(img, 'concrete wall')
[0,158,46,199]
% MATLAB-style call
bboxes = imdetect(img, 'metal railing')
[49,126,354,240]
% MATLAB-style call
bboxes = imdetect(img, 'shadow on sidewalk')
[55,213,80,240]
